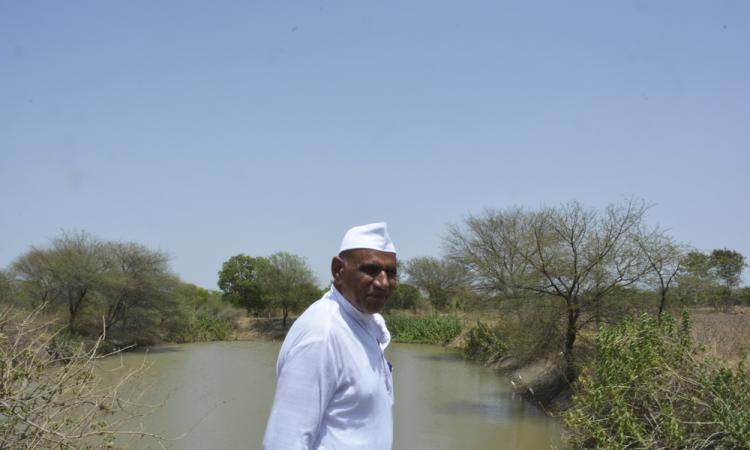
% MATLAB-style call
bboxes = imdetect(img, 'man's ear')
[331,256,344,281]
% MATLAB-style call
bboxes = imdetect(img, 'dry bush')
[0,306,163,449]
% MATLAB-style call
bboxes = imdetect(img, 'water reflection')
[390,344,561,450]
[440,392,521,417]
[413,351,464,362]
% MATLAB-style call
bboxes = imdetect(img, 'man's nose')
[373,270,389,288]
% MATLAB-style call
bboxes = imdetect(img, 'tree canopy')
[217,254,266,313]
[260,252,320,327]
[217,252,320,326]
[709,248,746,288]
[8,231,185,345]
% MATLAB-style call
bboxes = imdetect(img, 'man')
[263,222,398,450]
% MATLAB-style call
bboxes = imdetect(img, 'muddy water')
[99,341,562,449]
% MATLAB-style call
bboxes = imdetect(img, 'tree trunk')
[563,297,580,382]
[67,289,77,331]
[657,288,667,324]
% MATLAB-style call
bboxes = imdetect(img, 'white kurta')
[263,286,394,450]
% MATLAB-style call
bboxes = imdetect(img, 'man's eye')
[360,265,382,277]
[359,265,398,279]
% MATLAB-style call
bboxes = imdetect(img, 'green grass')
[385,313,461,344]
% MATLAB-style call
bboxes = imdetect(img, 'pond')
[99,341,562,449]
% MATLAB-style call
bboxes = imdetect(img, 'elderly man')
[263,223,397,450]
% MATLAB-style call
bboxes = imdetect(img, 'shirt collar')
[330,286,390,349]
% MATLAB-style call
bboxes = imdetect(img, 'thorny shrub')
[0,307,163,449]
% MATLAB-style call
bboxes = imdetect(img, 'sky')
[1,1,748,289]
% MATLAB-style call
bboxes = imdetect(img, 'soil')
[230,316,291,341]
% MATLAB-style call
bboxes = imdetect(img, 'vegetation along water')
[2,199,749,448]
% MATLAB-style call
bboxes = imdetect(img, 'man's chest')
[330,326,392,410]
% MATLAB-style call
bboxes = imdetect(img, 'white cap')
[339,222,396,254]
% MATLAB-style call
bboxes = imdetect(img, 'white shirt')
[263,286,394,450]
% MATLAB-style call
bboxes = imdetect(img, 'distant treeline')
[1,199,747,360]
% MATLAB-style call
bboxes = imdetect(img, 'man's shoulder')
[285,291,343,341]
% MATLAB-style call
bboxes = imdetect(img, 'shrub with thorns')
[0,307,163,449]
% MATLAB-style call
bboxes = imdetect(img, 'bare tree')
[403,256,471,310]
[444,206,530,299]
[446,200,652,381]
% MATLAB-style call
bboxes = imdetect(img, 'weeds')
[170,312,232,342]
[463,322,507,363]
[385,313,462,344]
[564,312,750,449]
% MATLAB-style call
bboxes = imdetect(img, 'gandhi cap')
[338,222,396,254]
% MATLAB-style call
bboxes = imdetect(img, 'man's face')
[332,249,398,314]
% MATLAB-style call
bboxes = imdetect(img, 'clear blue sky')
[2,1,748,289]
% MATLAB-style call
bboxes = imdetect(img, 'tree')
[259,252,319,328]
[676,251,717,305]
[683,251,713,279]
[99,242,180,342]
[10,249,55,308]
[635,229,684,322]
[0,270,14,305]
[404,256,471,310]
[10,231,198,345]
[676,249,746,309]
[12,231,108,331]
[384,283,421,312]
[446,200,652,381]
[709,248,746,289]
[217,254,265,313]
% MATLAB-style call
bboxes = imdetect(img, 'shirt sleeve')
[263,335,338,450]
